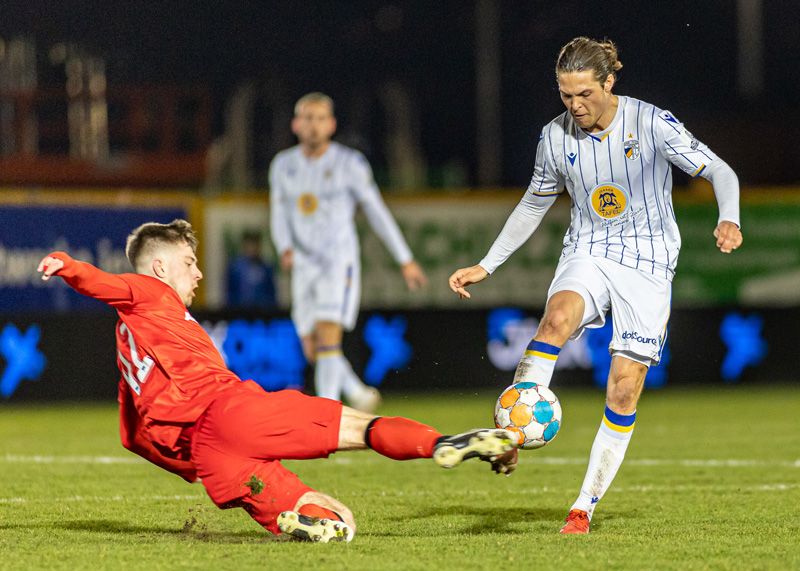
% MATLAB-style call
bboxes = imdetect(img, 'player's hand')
[448,264,489,299]
[490,448,518,476]
[401,261,427,291]
[280,249,293,271]
[37,255,64,281]
[713,221,742,254]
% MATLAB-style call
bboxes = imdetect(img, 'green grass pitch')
[1,386,799,570]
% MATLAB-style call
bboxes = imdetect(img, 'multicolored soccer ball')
[494,382,562,450]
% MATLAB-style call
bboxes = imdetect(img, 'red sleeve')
[49,251,135,308]
[118,382,198,483]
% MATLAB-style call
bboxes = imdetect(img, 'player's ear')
[152,257,167,278]
[604,74,615,94]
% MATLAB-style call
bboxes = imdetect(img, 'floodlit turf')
[1,386,799,570]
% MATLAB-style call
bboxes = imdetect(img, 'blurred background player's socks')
[571,406,636,518]
[514,340,561,387]
[365,417,442,460]
[339,356,373,402]
[315,346,344,400]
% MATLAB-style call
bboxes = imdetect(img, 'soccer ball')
[494,382,562,450]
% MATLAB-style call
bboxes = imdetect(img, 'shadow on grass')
[0,519,280,544]
[366,505,570,537]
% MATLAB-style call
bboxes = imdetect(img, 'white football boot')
[433,428,517,469]
[277,511,354,543]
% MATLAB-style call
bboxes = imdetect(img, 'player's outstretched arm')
[448,264,489,299]
[36,251,134,306]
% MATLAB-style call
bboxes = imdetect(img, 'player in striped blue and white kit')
[449,37,742,534]
[270,93,427,412]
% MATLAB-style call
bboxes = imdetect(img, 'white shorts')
[547,251,671,365]
[290,260,361,337]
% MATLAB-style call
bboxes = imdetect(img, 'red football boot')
[559,509,590,534]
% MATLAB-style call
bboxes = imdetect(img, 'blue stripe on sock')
[526,340,561,355]
[317,344,342,352]
[604,406,636,427]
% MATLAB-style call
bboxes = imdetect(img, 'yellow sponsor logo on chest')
[297,193,319,215]
[590,183,628,220]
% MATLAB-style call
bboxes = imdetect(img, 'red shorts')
[189,381,342,534]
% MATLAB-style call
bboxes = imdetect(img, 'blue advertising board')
[0,307,784,402]
[0,204,187,312]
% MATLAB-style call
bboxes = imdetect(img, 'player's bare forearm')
[713,221,743,254]
[448,264,489,299]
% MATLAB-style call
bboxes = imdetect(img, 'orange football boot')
[559,509,590,534]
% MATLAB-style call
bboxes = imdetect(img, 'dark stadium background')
[2,0,798,185]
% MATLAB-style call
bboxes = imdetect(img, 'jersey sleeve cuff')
[477,258,497,275]
[48,251,77,277]
[717,217,741,229]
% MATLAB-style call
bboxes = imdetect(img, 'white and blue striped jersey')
[269,141,413,269]
[480,96,738,280]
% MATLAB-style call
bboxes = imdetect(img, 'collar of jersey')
[580,96,626,142]
[297,141,337,164]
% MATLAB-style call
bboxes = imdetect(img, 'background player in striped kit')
[449,37,743,534]
[270,93,427,412]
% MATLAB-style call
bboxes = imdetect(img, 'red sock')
[365,417,442,460]
[298,503,343,522]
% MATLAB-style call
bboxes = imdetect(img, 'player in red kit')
[37,219,516,543]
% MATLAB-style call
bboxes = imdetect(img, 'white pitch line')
[2,454,143,465]
[519,457,800,469]
[2,483,798,505]
[613,483,800,493]
[3,453,798,469]
[329,455,800,469]
[0,494,206,505]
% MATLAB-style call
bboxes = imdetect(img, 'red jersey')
[51,252,242,453]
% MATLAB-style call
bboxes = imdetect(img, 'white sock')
[314,347,344,400]
[338,356,370,400]
[571,406,636,518]
[514,340,561,387]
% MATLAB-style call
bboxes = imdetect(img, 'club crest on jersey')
[567,152,577,166]
[683,129,700,150]
[624,138,640,161]
[297,193,318,215]
[590,183,629,221]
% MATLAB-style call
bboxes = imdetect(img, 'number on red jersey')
[118,322,155,395]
